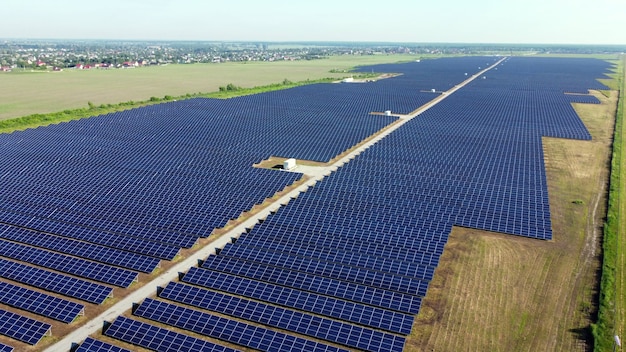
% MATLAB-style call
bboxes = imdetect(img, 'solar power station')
[0,56,613,351]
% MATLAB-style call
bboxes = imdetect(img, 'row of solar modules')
[478,57,613,94]
[0,153,300,237]
[0,308,51,346]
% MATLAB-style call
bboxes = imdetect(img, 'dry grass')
[407,90,618,352]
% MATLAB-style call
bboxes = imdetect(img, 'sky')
[1,0,624,44]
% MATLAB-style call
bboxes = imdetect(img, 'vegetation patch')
[593,55,625,352]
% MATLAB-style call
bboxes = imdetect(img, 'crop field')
[0,54,424,120]
[408,88,619,351]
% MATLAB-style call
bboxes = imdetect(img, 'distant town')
[1,39,624,72]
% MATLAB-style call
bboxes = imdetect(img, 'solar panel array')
[155,284,405,351]
[118,56,608,351]
[133,297,353,352]
[104,316,240,352]
[0,281,83,323]
[0,258,112,304]
[1,52,427,348]
[174,270,413,334]
[74,337,132,352]
[0,224,159,273]
[0,56,613,350]
[0,343,12,352]
[0,239,137,287]
[0,308,50,345]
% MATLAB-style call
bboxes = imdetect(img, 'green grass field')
[0,54,425,120]
[612,54,625,350]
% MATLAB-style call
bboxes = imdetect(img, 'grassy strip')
[0,76,343,134]
[616,55,626,349]
[593,55,625,351]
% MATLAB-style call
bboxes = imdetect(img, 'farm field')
[0,54,424,120]
[408,88,619,351]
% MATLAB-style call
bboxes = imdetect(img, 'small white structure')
[384,110,392,116]
[415,59,421,63]
[342,77,354,83]
[431,89,436,93]
[464,72,468,76]
[283,158,297,171]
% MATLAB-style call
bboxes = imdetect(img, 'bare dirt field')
[407,90,618,352]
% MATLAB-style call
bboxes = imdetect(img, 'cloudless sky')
[2,0,624,44]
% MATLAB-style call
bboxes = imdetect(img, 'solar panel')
[224,240,437,277]
[0,281,84,323]
[176,270,413,334]
[0,343,13,352]
[0,239,137,287]
[0,210,180,260]
[75,337,131,352]
[159,280,413,335]
[0,308,51,345]
[104,316,239,352]
[197,257,423,313]
[134,298,354,352]
[243,223,442,265]
[216,245,432,295]
[0,258,112,304]
[0,224,159,273]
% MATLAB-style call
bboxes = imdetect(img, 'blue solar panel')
[0,201,198,249]
[134,298,356,352]
[177,270,413,334]
[161,279,413,338]
[0,281,84,323]
[0,239,137,287]
[238,229,441,267]
[104,316,239,352]
[217,244,432,295]
[197,256,423,313]
[227,239,438,276]
[0,258,112,304]
[0,224,159,273]
[0,343,13,352]
[75,337,131,352]
[0,308,50,345]
[0,209,180,259]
